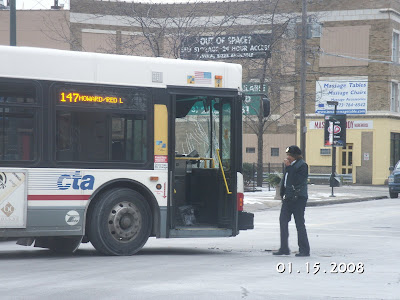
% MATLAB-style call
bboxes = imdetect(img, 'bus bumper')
[238,211,254,230]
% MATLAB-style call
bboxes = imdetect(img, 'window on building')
[320,148,331,156]
[390,132,400,167]
[246,147,255,154]
[391,82,399,112]
[271,147,279,156]
[309,23,322,38]
[285,19,297,39]
[392,32,399,62]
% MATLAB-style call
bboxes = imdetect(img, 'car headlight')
[388,176,394,183]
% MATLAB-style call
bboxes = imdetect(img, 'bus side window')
[0,81,37,162]
[55,85,149,164]
[57,112,71,151]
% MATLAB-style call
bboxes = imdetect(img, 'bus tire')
[88,188,152,256]
[389,191,398,198]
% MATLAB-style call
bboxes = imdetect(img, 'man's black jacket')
[280,159,308,200]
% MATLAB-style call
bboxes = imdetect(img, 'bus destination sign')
[60,92,124,105]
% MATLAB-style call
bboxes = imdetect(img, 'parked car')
[388,160,400,198]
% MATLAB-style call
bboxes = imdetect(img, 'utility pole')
[10,0,16,46]
[299,0,307,159]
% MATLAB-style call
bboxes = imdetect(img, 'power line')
[319,50,400,66]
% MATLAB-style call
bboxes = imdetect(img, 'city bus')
[0,46,267,256]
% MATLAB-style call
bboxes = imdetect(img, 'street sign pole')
[327,101,338,197]
[331,105,337,197]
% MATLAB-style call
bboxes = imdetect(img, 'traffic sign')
[324,114,346,147]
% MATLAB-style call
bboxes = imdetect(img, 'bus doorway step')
[238,211,254,230]
[169,227,232,238]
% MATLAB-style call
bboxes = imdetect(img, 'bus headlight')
[388,176,394,183]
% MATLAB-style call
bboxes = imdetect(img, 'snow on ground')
[308,192,358,200]
[244,187,278,204]
[243,184,386,208]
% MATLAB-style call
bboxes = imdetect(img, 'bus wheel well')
[85,181,160,238]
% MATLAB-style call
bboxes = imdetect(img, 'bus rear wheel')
[88,188,152,256]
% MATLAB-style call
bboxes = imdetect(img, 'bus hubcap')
[108,201,142,242]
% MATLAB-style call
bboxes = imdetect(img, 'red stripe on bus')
[28,195,91,201]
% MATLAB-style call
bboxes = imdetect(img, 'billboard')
[324,114,346,147]
[316,79,368,115]
[180,34,271,60]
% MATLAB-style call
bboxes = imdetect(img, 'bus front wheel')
[88,188,152,256]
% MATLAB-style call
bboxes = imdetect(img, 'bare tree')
[41,10,83,50]
[94,0,246,58]
[238,1,321,186]
[236,1,300,186]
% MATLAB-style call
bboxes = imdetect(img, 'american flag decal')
[194,71,212,84]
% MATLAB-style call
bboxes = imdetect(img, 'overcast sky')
[6,0,233,10]
[3,0,70,9]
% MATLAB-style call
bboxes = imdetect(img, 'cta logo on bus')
[57,171,95,190]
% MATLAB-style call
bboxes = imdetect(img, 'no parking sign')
[324,114,346,147]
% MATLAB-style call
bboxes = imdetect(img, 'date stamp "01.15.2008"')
[276,262,365,274]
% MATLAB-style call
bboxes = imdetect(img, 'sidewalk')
[244,184,389,212]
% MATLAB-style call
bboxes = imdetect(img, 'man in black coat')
[273,145,310,257]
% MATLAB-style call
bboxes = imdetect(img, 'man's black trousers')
[279,198,310,254]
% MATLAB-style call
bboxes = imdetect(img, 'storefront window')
[390,132,400,166]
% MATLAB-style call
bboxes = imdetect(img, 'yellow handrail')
[175,157,215,168]
[216,149,232,194]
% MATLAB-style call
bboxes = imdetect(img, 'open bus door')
[168,88,239,238]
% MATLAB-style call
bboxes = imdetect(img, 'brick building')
[302,0,400,184]
[0,9,70,50]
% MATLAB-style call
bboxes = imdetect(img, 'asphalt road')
[0,198,398,300]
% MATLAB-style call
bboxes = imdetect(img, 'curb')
[306,196,388,207]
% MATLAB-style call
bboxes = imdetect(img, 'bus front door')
[171,93,237,237]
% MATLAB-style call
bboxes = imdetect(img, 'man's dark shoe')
[272,249,290,255]
[295,252,310,257]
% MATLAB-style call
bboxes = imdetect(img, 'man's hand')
[284,159,290,167]
[293,187,301,201]
[283,195,294,202]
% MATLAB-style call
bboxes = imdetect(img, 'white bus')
[0,46,266,255]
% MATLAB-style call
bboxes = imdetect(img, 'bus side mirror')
[389,166,394,171]
[263,97,270,117]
